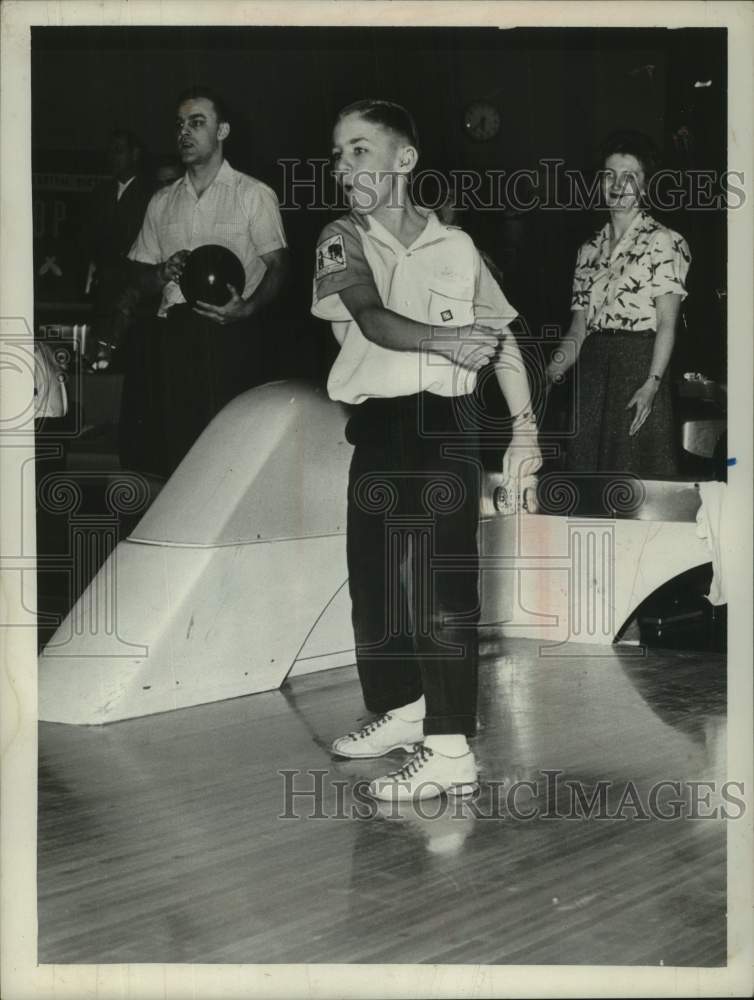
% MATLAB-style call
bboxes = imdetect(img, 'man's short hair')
[176,85,230,125]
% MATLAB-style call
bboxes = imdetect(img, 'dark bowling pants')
[120,305,262,478]
[345,393,481,737]
[118,315,167,476]
[160,305,261,476]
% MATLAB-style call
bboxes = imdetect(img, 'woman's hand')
[627,378,659,436]
[545,310,587,388]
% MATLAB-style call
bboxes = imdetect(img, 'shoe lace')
[351,713,392,741]
[391,745,434,779]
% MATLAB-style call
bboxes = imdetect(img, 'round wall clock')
[463,100,501,141]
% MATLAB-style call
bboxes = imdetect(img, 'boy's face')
[332,113,412,214]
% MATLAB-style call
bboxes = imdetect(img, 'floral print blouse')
[571,211,691,332]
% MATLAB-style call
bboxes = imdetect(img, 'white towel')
[695,481,728,605]
[34,342,68,420]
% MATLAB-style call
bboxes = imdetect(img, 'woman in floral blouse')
[547,132,691,476]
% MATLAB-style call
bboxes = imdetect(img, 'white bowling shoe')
[330,712,423,759]
[367,744,478,801]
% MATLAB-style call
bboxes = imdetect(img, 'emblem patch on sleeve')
[441,309,453,321]
[315,233,347,278]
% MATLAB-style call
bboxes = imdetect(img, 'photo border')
[1,2,752,998]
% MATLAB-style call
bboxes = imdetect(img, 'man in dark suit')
[86,130,151,364]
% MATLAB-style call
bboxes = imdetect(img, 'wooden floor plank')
[38,636,727,965]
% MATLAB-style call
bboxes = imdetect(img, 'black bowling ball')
[179,244,245,307]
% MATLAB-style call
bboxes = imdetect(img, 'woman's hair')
[599,130,659,180]
[336,99,420,152]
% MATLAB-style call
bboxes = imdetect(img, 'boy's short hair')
[176,85,230,125]
[337,99,420,152]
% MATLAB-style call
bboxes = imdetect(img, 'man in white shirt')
[121,86,288,475]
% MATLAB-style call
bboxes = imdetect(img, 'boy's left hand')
[501,428,542,512]
[502,429,542,482]
[193,285,250,325]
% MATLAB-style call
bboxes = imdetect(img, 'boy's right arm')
[338,283,499,373]
[313,220,498,372]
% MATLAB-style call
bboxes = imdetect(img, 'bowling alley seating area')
[33,291,170,644]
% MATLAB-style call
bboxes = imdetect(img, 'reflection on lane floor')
[38,636,726,966]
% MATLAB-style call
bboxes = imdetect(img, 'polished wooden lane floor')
[38,637,727,965]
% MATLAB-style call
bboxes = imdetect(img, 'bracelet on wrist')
[512,410,538,431]
[97,339,118,352]
[648,373,661,383]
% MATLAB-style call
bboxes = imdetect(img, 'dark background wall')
[32,26,727,384]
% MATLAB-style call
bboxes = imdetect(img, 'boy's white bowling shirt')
[311,209,517,404]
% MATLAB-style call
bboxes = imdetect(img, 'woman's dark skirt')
[566,329,678,477]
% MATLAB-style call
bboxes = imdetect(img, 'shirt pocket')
[213,220,247,246]
[427,285,475,328]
